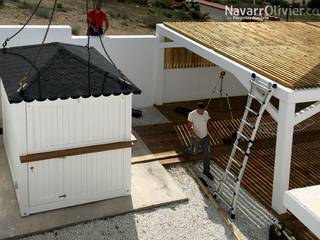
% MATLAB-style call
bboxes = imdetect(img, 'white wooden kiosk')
[0,42,141,216]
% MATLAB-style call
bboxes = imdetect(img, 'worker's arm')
[103,13,109,33]
[187,121,198,139]
[207,119,213,133]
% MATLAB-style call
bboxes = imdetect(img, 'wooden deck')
[133,97,320,240]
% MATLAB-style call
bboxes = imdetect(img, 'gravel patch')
[132,106,170,126]
[193,162,277,240]
[21,165,234,240]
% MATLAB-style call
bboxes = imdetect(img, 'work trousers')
[87,27,103,36]
[190,135,210,174]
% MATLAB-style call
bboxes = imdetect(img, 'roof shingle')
[0,42,141,103]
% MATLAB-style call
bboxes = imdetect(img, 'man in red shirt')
[87,2,109,36]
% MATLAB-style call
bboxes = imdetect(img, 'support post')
[272,100,295,214]
[154,29,165,105]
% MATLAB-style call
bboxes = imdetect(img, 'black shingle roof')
[0,42,141,103]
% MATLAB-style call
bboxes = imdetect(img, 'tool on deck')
[207,71,234,120]
[213,73,277,219]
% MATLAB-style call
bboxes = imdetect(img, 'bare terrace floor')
[133,96,320,240]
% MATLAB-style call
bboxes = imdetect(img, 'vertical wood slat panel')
[26,96,125,154]
[28,149,130,209]
[164,47,215,69]
[64,150,128,202]
[28,158,64,207]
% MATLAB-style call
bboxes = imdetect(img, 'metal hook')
[2,38,10,49]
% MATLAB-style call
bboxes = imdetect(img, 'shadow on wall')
[163,66,248,104]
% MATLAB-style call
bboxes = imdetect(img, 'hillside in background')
[0,0,209,35]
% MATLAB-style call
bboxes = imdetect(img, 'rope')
[17,0,58,94]
[91,0,127,85]
[98,34,117,70]
[206,72,222,109]
[86,0,91,95]
[2,0,43,50]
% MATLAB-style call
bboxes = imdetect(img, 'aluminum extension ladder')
[213,73,277,219]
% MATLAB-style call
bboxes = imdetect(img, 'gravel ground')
[193,162,277,240]
[21,165,234,240]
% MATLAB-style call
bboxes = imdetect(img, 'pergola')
[155,21,320,214]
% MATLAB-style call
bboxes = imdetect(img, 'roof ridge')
[25,43,62,91]
[61,44,114,77]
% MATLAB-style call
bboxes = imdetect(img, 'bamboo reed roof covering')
[163,22,320,90]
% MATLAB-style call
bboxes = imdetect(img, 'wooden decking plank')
[135,98,320,240]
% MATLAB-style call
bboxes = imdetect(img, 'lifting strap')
[86,0,92,95]
[17,0,58,94]
[90,0,128,87]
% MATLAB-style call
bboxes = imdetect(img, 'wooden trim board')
[21,138,137,163]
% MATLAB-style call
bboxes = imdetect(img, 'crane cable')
[90,0,128,85]
[17,0,58,94]
[86,0,92,95]
[1,0,43,50]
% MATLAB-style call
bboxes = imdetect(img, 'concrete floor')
[0,141,187,240]
[132,130,152,158]
[132,106,170,127]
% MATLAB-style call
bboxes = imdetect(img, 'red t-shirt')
[87,10,108,29]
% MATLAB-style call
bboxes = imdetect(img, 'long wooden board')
[21,140,136,163]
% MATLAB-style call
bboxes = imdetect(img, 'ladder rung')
[248,93,264,105]
[250,80,271,91]
[233,144,246,155]
[245,107,259,116]
[230,157,242,168]
[237,131,249,142]
[214,192,233,208]
[226,169,238,182]
[241,119,255,129]
[222,182,236,194]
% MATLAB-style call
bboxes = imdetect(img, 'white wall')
[68,35,157,108]
[163,66,247,103]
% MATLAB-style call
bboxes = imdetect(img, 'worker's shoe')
[203,171,214,181]
[182,145,192,158]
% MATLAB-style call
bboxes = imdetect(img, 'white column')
[272,100,295,214]
[154,28,165,105]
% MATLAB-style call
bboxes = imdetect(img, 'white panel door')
[64,150,129,203]
[84,150,126,199]
[28,158,64,207]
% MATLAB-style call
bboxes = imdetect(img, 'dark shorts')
[87,27,103,36]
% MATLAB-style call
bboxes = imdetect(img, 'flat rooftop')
[164,22,320,90]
